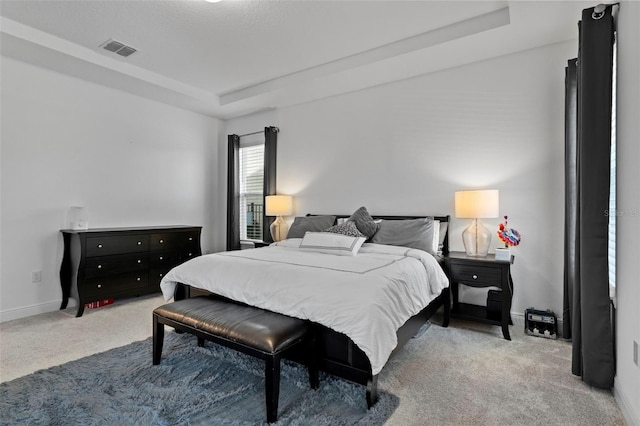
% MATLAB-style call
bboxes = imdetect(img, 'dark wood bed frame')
[174,214,451,408]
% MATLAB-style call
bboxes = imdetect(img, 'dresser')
[444,251,514,340]
[60,226,202,317]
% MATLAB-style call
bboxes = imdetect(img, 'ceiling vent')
[100,39,137,58]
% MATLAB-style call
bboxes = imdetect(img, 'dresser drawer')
[149,250,179,268]
[449,263,502,286]
[150,231,200,251]
[179,248,199,262]
[84,253,148,278]
[150,268,171,286]
[85,272,148,295]
[86,235,149,257]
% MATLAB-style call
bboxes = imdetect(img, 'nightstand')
[252,241,271,248]
[240,241,271,249]
[444,251,514,340]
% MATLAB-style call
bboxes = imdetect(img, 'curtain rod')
[238,130,262,138]
[237,127,279,138]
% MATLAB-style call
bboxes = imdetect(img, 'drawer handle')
[159,273,163,277]
[473,274,478,280]
[159,239,164,244]
[159,256,163,260]
[136,277,141,281]
[137,259,142,264]
[137,241,142,245]
[189,237,193,241]
[188,253,192,256]
[97,284,102,289]
[97,265,102,269]
[97,244,103,249]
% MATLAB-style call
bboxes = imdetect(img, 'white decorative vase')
[68,206,89,230]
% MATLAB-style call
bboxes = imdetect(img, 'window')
[227,127,277,251]
[239,142,264,241]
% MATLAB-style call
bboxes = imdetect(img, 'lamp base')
[462,219,491,257]
[270,216,289,242]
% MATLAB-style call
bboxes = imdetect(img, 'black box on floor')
[525,308,558,339]
[486,290,502,321]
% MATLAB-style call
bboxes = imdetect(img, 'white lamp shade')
[455,190,499,219]
[265,195,293,217]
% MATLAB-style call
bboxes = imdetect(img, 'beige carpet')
[382,318,625,425]
[0,295,626,425]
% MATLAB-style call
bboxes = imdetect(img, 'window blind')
[239,143,264,241]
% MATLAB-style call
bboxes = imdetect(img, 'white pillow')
[299,232,366,256]
[432,220,441,255]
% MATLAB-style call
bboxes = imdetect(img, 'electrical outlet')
[31,270,42,283]
[634,341,638,366]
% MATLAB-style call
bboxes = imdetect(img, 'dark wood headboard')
[307,214,450,256]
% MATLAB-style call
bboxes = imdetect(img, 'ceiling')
[0,1,591,120]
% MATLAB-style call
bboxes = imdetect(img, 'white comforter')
[160,239,449,375]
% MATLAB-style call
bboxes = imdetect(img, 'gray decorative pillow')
[324,221,366,238]
[347,206,378,239]
[370,217,436,255]
[287,215,337,239]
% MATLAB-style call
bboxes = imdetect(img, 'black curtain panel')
[226,134,241,251]
[563,58,578,340]
[563,4,615,389]
[262,127,278,243]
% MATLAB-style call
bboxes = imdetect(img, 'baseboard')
[614,381,640,426]
[0,299,75,323]
[511,311,525,327]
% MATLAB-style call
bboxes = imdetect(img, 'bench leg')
[265,355,281,423]
[153,315,164,365]
[197,337,205,347]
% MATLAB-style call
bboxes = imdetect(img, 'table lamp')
[265,195,293,242]
[455,189,499,257]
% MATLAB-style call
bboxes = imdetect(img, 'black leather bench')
[153,295,318,423]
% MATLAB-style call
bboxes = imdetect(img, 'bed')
[160,213,451,407]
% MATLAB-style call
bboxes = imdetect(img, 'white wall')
[614,2,640,424]
[0,56,219,321]
[225,41,575,324]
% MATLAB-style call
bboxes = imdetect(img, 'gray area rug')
[0,331,398,425]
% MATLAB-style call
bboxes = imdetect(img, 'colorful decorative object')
[497,216,521,247]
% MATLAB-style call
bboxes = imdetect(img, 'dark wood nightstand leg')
[501,273,513,340]
[451,282,460,314]
[501,316,511,340]
[442,287,451,327]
